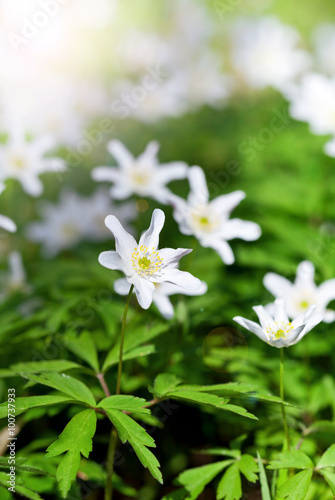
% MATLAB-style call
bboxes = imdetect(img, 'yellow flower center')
[300,300,309,309]
[12,156,26,170]
[130,168,151,186]
[266,321,293,341]
[191,210,220,233]
[132,246,164,278]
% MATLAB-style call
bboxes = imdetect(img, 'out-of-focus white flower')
[26,188,135,257]
[264,261,335,323]
[0,183,16,232]
[234,298,323,348]
[0,251,30,301]
[99,208,201,309]
[230,16,310,92]
[0,131,65,197]
[168,166,261,265]
[114,276,207,319]
[313,24,335,75]
[92,140,187,201]
[325,137,335,157]
[288,73,335,138]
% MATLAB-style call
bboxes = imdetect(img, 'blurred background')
[1,0,335,499]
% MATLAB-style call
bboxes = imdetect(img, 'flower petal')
[253,305,274,329]
[139,209,165,249]
[292,304,317,327]
[114,278,131,295]
[129,275,155,309]
[159,248,192,267]
[317,279,335,308]
[104,215,137,262]
[91,166,121,183]
[156,268,201,290]
[99,251,124,272]
[0,214,16,232]
[153,294,175,319]
[210,191,245,215]
[157,162,188,184]
[263,272,292,298]
[295,261,315,287]
[188,166,209,206]
[274,298,289,323]
[233,316,268,343]
[107,140,134,167]
[201,238,235,265]
[219,218,261,241]
[138,141,159,164]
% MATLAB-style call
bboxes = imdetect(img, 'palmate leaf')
[103,344,156,371]
[217,463,242,500]
[105,409,162,483]
[238,454,258,483]
[98,395,151,415]
[177,460,233,500]
[10,360,82,374]
[320,470,335,494]
[276,469,313,500]
[0,395,73,419]
[151,373,182,398]
[316,444,335,469]
[45,409,97,498]
[19,372,96,407]
[64,331,100,372]
[256,451,271,500]
[268,450,314,470]
[165,389,258,420]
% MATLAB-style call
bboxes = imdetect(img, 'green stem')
[280,348,290,451]
[105,284,134,500]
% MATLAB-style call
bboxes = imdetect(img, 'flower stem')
[280,348,290,451]
[105,284,134,500]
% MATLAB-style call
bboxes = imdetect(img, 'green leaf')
[316,444,335,469]
[98,395,151,415]
[238,454,258,483]
[20,372,96,407]
[320,470,335,494]
[0,395,73,419]
[177,461,232,500]
[276,469,313,500]
[103,344,156,372]
[151,373,182,398]
[0,473,42,500]
[166,390,257,420]
[102,321,168,372]
[64,331,100,372]
[195,448,240,459]
[256,451,271,500]
[105,409,162,483]
[161,489,187,500]
[0,458,49,476]
[46,409,97,498]
[267,450,314,470]
[217,463,242,500]
[10,360,81,374]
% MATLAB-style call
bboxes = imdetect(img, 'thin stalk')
[280,348,290,451]
[105,284,134,500]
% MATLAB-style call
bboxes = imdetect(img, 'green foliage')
[257,451,271,500]
[46,409,97,497]
[276,469,313,500]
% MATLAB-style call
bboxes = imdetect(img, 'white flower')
[312,24,335,75]
[288,73,335,137]
[234,298,323,348]
[92,140,187,201]
[0,131,65,197]
[114,277,207,319]
[230,16,310,92]
[168,166,261,265]
[324,137,335,157]
[0,183,16,232]
[98,208,202,309]
[0,251,30,302]
[264,261,335,323]
[27,188,135,257]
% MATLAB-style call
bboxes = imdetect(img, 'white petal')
[114,278,131,296]
[153,294,175,319]
[155,280,208,297]
[289,313,323,345]
[295,261,315,287]
[156,162,188,184]
[323,309,335,323]
[188,166,209,206]
[253,305,274,329]
[92,166,121,183]
[285,325,307,346]
[109,185,133,200]
[99,251,124,272]
[274,298,289,323]
[139,209,165,249]
[138,141,159,163]
[130,275,155,309]
[201,238,235,265]
[104,215,137,262]
[317,279,335,307]
[107,140,133,167]
[0,214,16,232]
[263,272,292,298]
[233,316,268,343]
[159,248,192,267]
[156,268,201,290]
[220,218,261,241]
[21,176,44,197]
[210,191,245,215]
[292,304,317,327]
